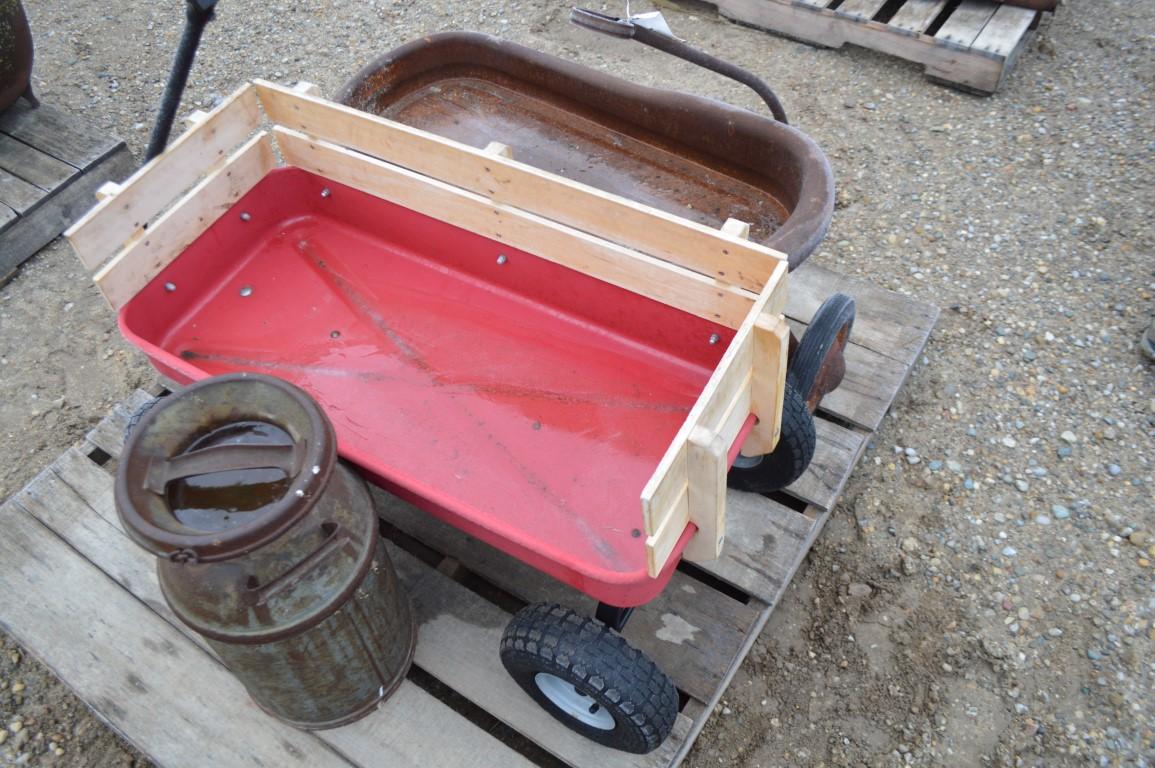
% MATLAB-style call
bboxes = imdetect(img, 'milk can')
[115,373,415,729]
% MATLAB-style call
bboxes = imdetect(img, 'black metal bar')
[595,602,635,632]
[570,7,789,124]
[146,0,218,162]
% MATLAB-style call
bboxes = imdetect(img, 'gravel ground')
[1,0,1152,766]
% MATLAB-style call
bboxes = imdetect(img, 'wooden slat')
[274,126,755,330]
[713,0,1010,91]
[787,317,910,431]
[67,84,261,271]
[971,3,1036,56]
[0,498,353,768]
[91,132,276,310]
[691,492,817,604]
[0,201,15,231]
[889,0,950,32]
[741,314,789,456]
[782,416,867,511]
[837,0,888,20]
[375,490,761,707]
[0,146,135,282]
[390,546,692,768]
[255,81,786,293]
[787,260,938,367]
[935,0,1000,47]
[29,447,538,768]
[0,167,47,213]
[0,133,75,191]
[0,101,120,169]
[84,388,157,457]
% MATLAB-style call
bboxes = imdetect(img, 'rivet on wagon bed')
[239,285,253,297]
[321,187,332,198]
[164,282,176,292]
[239,212,252,222]
[708,333,720,345]
[496,254,508,265]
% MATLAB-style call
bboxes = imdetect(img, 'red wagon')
[68,29,852,754]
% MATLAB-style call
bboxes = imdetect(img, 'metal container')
[0,0,36,112]
[116,373,415,729]
[338,32,834,269]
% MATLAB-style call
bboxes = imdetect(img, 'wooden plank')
[0,201,14,231]
[741,314,789,457]
[390,546,692,768]
[0,146,135,282]
[67,84,261,272]
[275,126,755,330]
[85,388,157,457]
[713,0,1007,91]
[837,0,888,20]
[256,81,786,293]
[0,102,120,169]
[91,132,276,310]
[35,448,538,768]
[935,0,999,47]
[889,0,950,32]
[0,166,47,213]
[786,317,910,432]
[782,416,867,511]
[0,133,75,191]
[684,426,729,562]
[690,492,817,604]
[0,499,353,768]
[374,489,760,707]
[787,260,938,367]
[971,3,1035,56]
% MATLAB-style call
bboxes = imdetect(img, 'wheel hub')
[534,673,615,730]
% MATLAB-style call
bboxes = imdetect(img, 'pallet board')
[0,100,134,283]
[711,0,1045,93]
[0,260,935,767]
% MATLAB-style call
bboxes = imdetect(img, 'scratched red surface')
[120,168,733,605]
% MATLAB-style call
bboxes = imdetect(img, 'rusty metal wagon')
[66,12,854,755]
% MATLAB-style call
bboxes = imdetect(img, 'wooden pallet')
[0,258,936,767]
[0,100,135,283]
[711,0,1045,93]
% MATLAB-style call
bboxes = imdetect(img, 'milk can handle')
[248,523,355,606]
[144,442,306,495]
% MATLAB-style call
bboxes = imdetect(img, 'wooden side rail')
[643,260,788,573]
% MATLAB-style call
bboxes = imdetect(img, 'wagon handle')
[146,0,219,161]
[569,7,789,124]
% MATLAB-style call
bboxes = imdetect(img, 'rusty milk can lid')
[115,373,336,563]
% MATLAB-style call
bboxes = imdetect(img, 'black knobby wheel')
[499,603,678,754]
[727,381,815,494]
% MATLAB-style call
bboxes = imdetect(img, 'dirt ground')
[1,0,1152,765]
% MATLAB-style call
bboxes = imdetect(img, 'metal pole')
[146,0,218,162]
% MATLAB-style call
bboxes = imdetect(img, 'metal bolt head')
[496,254,508,265]
[321,188,331,198]
[708,333,721,345]
[164,282,176,292]
[239,212,252,222]
[239,285,253,297]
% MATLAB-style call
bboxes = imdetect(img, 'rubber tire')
[500,603,678,754]
[788,292,856,409]
[726,382,816,494]
[123,395,162,444]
